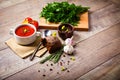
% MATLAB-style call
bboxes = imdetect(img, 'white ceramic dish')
[10,24,41,45]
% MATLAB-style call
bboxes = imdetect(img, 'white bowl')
[10,24,41,45]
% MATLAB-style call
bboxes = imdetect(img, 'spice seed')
[68,61,70,65]
[50,68,53,71]
[57,72,59,74]
[46,64,48,66]
[38,70,40,72]
[60,62,62,66]
[51,63,53,66]
[63,55,66,57]
[43,74,46,77]
[67,70,70,72]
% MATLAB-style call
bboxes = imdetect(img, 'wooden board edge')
[39,12,89,31]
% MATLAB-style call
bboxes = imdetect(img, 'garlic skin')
[64,45,74,54]
[65,38,73,45]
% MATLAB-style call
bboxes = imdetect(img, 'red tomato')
[25,17,32,22]
[30,20,39,30]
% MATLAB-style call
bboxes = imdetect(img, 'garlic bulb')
[65,37,73,45]
[63,45,74,54]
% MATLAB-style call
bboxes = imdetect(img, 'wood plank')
[45,24,120,80]
[77,54,120,80]
[71,0,113,12]
[0,48,40,79]
[5,37,47,58]
[0,0,112,27]
[0,0,26,9]
[73,3,120,42]
[5,23,120,80]
[0,0,120,79]
[39,12,89,31]
[0,0,119,47]
[0,0,114,43]
[110,0,120,5]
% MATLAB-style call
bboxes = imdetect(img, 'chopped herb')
[40,2,89,26]
[40,47,63,64]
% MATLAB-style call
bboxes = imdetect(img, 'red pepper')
[30,20,39,30]
[25,17,32,22]
[23,17,39,30]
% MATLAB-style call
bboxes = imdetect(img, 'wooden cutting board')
[5,38,47,58]
[39,12,89,31]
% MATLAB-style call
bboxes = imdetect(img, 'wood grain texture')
[5,23,120,80]
[110,0,120,5]
[39,12,89,31]
[0,0,120,80]
[73,3,120,42]
[5,37,47,58]
[77,54,120,80]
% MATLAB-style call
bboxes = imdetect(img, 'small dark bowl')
[58,23,74,40]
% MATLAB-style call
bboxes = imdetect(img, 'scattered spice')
[50,68,53,71]
[51,63,53,66]
[38,70,40,72]
[70,56,75,61]
[67,70,70,72]
[61,60,65,64]
[57,72,59,74]
[60,62,62,66]
[67,61,70,65]
[43,74,46,77]
[61,66,66,71]
[46,64,48,66]
[63,55,66,57]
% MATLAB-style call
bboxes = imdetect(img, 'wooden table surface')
[0,0,120,80]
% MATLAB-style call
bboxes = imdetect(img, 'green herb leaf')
[40,54,53,64]
[40,2,89,26]
[40,46,63,64]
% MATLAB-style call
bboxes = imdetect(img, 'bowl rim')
[58,23,74,33]
[13,24,37,38]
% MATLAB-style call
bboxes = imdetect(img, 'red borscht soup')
[15,25,35,37]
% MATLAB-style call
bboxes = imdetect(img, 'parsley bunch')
[40,2,89,26]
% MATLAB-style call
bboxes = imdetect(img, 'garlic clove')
[65,38,73,45]
[63,45,74,54]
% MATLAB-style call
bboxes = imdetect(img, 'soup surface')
[15,25,35,37]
